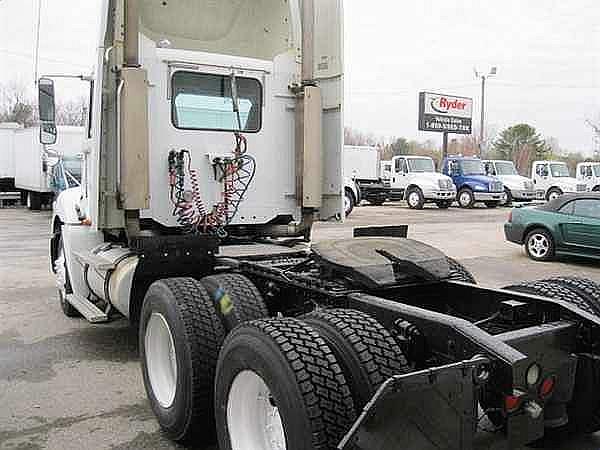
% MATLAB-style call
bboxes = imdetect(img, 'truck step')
[73,251,115,271]
[66,294,109,323]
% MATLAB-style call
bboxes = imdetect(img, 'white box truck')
[14,126,84,209]
[0,122,22,192]
[343,145,390,205]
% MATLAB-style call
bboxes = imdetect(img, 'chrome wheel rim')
[227,370,286,450]
[459,192,471,207]
[408,192,420,207]
[528,234,550,258]
[548,191,560,201]
[145,313,178,408]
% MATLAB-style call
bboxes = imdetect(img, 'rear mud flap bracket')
[339,357,489,450]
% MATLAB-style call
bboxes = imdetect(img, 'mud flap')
[339,357,489,450]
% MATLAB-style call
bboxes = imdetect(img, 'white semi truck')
[39,2,600,449]
[531,160,587,201]
[576,161,600,191]
[482,159,537,205]
[389,155,456,209]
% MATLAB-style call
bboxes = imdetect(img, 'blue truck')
[442,156,505,208]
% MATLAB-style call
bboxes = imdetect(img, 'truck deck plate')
[312,237,450,288]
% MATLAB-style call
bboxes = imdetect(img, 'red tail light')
[539,376,556,400]
[504,392,524,413]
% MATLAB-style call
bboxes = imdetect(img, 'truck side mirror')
[38,77,57,145]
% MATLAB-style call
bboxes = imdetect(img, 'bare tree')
[0,82,36,127]
[55,96,88,126]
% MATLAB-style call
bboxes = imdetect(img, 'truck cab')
[482,159,537,204]
[442,156,505,208]
[390,155,455,209]
[531,160,587,201]
[576,162,600,192]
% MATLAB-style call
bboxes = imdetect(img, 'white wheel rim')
[227,370,286,450]
[408,192,420,207]
[460,192,471,206]
[549,192,560,201]
[528,234,550,258]
[145,313,178,408]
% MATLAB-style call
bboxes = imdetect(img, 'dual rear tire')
[140,277,408,449]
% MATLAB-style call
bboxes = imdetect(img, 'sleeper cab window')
[171,71,262,133]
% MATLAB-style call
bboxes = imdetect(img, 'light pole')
[474,66,497,157]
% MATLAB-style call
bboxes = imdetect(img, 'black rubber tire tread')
[446,256,476,284]
[502,280,595,315]
[217,318,356,449]
[541,277,600,317]
[303,308,410,409]
[566,354,600,434]
[140,277,225,445]
[200,273,268,331]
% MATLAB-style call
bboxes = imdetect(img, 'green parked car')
[505,193,600,261]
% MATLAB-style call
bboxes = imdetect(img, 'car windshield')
[550,163,570,177]
[459,160,485,175]
[495,161,517,175]
[409,158,435,173]
[594,165,600,177]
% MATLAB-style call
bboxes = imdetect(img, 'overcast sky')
[1,0,599,153]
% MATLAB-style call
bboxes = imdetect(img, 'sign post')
[418,92,473,157]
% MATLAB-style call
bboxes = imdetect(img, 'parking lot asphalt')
[1,203,600,450]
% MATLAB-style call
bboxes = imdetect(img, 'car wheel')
[546,188,563,202]
[344,188,355,217]
[524,228,555,261]
[406,188,425,209]
[457,188,475,208]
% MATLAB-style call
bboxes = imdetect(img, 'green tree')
[389,137,410,156]
[492,124,549,173]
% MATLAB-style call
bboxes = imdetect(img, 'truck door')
[393,157,409,193]
[561,199,600,251]
[533,162,549,192]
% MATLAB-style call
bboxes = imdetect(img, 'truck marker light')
[539,376,556,400]
[526,363,540,386]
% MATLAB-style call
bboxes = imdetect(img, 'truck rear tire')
[446,256,476,284]
[540,277,600,316]
[140,278,225,445]
[304,309,410,409]
[200,273,269,331]
[215,318,356,450]
[406,187,425,209]
[457,188,475,208]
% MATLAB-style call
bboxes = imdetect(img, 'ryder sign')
[418,92,473,134]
